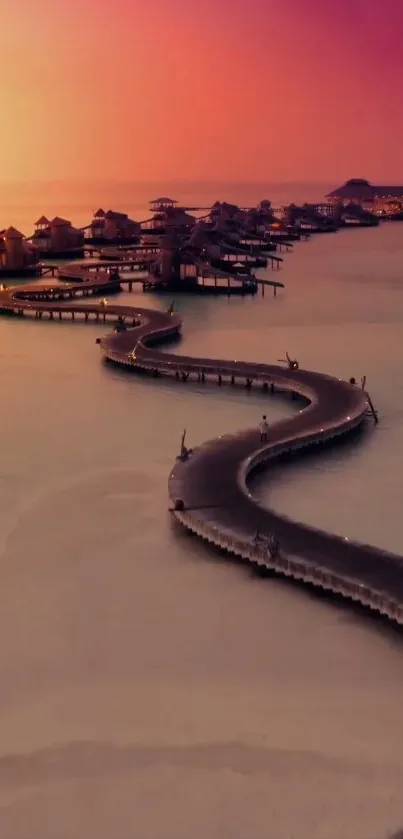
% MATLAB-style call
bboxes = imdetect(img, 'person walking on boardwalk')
[260,415,269,443]
[268,533,280,559]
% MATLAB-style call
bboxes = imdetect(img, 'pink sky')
[1,0,403,183]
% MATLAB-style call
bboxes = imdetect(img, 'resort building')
[164,206,195,231]
[327,179,403,215]
[152,231,198,285]
[244,204,275,235]
[89,209,140,242]
[142,203,196,234]
[210,201,240,222]
[32,216,84,255]
[188,220,221,259]
[0,226,39,273]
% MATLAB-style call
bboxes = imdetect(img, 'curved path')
[1,264,403,625]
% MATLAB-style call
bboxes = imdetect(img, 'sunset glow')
[2,0,403,183]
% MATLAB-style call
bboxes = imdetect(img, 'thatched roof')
[50,216,71,227]
[150,197,177,206]
[326,178,403,200]
[4,226,24,239]
[105,209,128,219]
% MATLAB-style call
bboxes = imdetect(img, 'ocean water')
[0,184,403,838]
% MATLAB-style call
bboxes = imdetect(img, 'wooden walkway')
[58,256,155,281]
[1,267,402,626]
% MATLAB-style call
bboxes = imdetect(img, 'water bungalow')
[141,204,196,236]
[243,206,275,236]
[32,216,85,258]
[164,206,196,231]
[143,229,264,295]
[86,209,140,244]
[336,203,380,227]
[282,204,338,233]
[0,226,40,276]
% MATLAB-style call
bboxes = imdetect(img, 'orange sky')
[1,0,403,184]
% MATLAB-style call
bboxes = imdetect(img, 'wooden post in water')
[361,376,378,424]
[366,392,378,423]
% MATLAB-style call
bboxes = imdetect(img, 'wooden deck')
[1,267,402,626]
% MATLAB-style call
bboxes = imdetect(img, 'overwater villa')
[146,229,260,295]
[210,201,239,220]
[164,206,195,231]
[336,202,380,227]
[148,231,198,288]
[142,202,196,235]
[31,216,85,257]
[243,203,276,236]
[327,179,403,217]
[0,226,39,276]
[282,203,339,233]
[185,218,276,266]
[87,209,140,244]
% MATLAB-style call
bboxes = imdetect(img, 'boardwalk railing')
[172,506,403,625]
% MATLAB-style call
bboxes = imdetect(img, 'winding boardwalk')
[1,264,403,625]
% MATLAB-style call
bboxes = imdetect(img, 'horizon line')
[0,177,344,187]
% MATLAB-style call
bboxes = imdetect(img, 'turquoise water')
[0,188,403,837]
